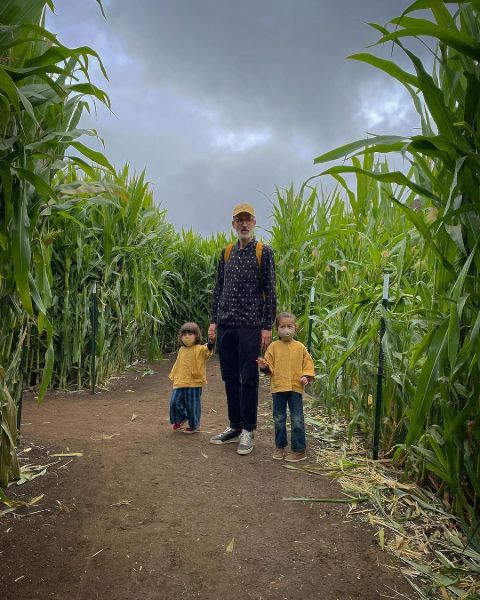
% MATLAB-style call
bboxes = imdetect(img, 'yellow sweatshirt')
[169,344,213,388]
[263,339,315,394]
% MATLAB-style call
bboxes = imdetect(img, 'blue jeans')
[169,387,202,429]
[272,391,306,451]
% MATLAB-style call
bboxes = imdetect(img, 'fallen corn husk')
[282,401,480,599]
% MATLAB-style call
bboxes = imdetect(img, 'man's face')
[232,212,256,242]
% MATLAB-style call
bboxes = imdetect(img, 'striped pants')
[169,387,202,429]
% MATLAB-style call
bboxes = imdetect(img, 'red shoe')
[172,419,187,431]
[183,427,199,434]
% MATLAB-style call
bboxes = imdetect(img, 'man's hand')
[208,323,217,341]
[261,329,272,350]
[300,376,309,387]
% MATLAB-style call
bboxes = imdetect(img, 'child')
[257,312,315,462]
[169,322,214,433]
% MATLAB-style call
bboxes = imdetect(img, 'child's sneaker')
[172,419,187,431]
[272,447,285,460]
[183,427,199,434]
[285,450,307,462]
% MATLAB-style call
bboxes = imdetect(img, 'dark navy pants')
[217,325,261,432]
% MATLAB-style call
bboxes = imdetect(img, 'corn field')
[0,0,114,483]
[0,0,478,550]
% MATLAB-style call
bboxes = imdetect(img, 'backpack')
[224,241,263,272]
[224,241,265,298]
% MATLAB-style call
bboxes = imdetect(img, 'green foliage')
[309,0,480,543]
[167,229,228,348]
[23,166,180,388]
[1,0,478,555]
[0,0,110,484]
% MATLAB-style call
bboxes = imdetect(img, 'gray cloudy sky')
[47,0,420,235]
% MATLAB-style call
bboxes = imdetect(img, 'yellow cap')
[233,203,255,217]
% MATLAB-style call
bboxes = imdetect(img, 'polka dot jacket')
[210,239,277,329]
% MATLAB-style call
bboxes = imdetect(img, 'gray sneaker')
[209,427,241,445]
[237,430,254,455]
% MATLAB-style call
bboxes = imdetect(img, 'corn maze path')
[1,356,412,600]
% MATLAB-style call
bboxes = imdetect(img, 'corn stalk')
[312,1,479,542]
[20,165,182,388]
[0,0,111,484]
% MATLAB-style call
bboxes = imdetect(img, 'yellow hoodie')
[263,339,315,394]
[169,344,213,388]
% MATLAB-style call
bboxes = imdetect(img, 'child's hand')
[256,357,268,369]
[300,376,309,386]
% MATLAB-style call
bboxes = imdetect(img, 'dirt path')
[1,355,411,600]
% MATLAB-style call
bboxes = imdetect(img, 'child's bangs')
[178,322,201,343]
[181,327,196,334]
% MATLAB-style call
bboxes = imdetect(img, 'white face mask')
[182,336,195,347]
[278,326,295,341]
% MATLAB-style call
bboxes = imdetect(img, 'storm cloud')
[48,0,421,234]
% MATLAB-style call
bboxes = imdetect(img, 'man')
[208,203,276,455]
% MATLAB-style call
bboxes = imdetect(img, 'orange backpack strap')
[224,241,265,298]
[224,241,263,271]
[255,241,263,273]
[224,243,234,263]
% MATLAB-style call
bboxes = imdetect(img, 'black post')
[16,342,27,433]
[307,286,315,354]
[373,272,390,460]
[91,282,98,395]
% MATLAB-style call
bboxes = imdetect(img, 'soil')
[1,355,412,600]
